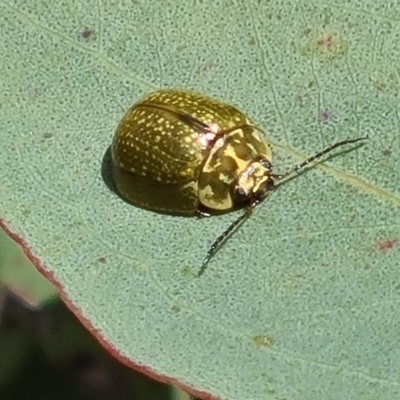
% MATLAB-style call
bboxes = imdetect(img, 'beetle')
[111,89,367,276]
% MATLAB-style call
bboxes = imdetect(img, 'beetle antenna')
[199,205,254,277]
[272,136,368,181]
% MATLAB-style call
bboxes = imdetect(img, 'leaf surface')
[1,1,400,399]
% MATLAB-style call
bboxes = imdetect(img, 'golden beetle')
[111,89,367,276]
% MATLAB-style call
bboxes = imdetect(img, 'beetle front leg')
[196,209,211,218]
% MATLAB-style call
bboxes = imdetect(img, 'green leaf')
[1,1,399,399]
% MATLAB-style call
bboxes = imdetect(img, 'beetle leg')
[196,209,211,218]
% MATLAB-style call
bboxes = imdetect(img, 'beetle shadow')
[101,146,119,197]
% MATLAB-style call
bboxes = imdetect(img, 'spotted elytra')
[111,89,367,276]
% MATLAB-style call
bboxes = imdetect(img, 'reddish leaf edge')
[0,217,218,400]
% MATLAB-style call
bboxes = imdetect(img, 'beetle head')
[232,158,275,207]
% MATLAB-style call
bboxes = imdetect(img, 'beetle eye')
[255,178,274,201]
[233,186,248,204]
[260,158,272,171]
